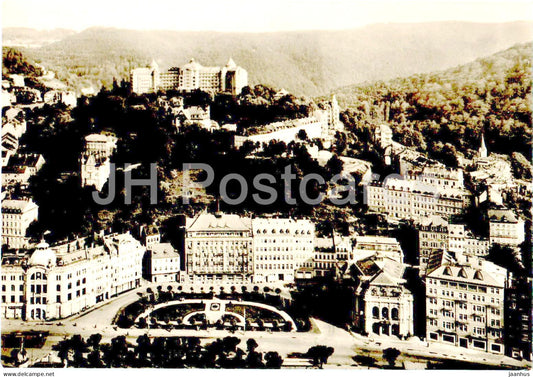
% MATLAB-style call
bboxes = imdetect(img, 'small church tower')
[478,133,488,159]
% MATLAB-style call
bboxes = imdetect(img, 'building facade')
[426,254,506,354]
[364,178,470,221]
[1,199,39,249]
[252,217,315,283]
[185,213,254,283]
[416,216,490,268]
[353,256,414,337]
[146,243,181,283]
[131,58,247,96]
[184,212,315,283]
[80,134,117,191]
[1,233,144,320]
[487,208,525,246]
[352,235,404,263]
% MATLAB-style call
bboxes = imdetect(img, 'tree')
[383,347,400,367]
[306,345,334,368]
[264,351,283,368]
[245,339,263,368]
[297,129,308,141]
[326,155,344,176]
[87,333,102,350]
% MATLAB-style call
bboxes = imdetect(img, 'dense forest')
[20,84,343,243]
[6,21,532,95]
[335,42,532,162]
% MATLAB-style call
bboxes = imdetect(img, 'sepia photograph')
[0,0,532,373]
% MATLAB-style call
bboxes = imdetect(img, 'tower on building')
[478,133,488,159]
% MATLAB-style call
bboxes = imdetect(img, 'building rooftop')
[488,208,519,223]
[428,263,505,288]
[186,212,252,232]
[151,243,179,259]
[1,199,37,213]
[5,153,43,169]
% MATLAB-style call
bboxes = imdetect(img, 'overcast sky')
[2,0,533,32]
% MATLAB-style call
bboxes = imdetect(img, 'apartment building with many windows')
[425,253,507,354]
[1,233,144,320]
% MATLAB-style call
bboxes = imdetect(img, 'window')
[372,307,379,318]
[382,307,389,319]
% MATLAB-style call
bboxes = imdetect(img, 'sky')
[2,0,533,32]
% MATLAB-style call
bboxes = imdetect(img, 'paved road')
[2,284,531,369]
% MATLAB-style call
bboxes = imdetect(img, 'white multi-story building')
[1,232,144,320]
[252,217,314,283]
[364,178,470,221]
[80,134,117,191]
[426,253,507,354]
[487,208,525,246]
[1,199,39,249]
[416,216,490,268]
[399,156,464,190]
[132,58,247,96]
[146,243,181,283]
[84,134,117,156]
[131,60,160,94]
[184,212,315,283]
[185,213,254,283]
[373,124,393,150]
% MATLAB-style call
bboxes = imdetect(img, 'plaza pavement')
[1,282,531,369]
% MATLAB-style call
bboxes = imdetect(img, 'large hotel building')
[1,233,144,320]
[184,212,314,283]
[131,58,248,96]
[426,252,507,355]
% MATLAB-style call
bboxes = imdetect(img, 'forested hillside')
[7,21,533,95]
[336,42,532,161]
[2,47,43,77]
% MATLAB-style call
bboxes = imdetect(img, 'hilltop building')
[130,59,160,94]
[131,58,248,96]
[399,156,464,190]
[43,90,77,107]
[233,95,342,148]
[80,134,117,191]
